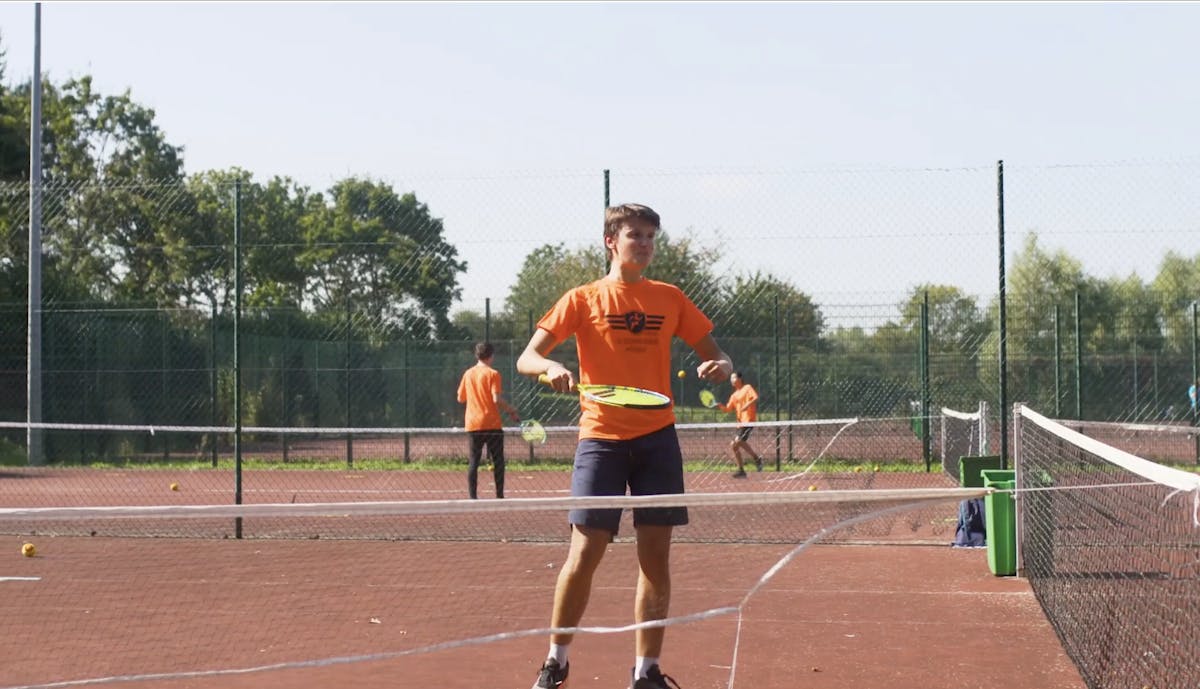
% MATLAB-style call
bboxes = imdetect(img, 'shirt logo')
[606,311,664,334]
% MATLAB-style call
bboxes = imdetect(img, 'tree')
[299,177,466,340]
[899,284,990,355]
[0,35,28,181]
[712,270,823,342]
[503,243,605,323]
[503,229,726,330]
[1152,250,1200,354]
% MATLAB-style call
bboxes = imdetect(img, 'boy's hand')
[539,365,576,393]
[696,359,732,383]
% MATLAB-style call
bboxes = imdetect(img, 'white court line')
[0,576,41,582]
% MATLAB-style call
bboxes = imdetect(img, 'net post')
[1012,402,1024,577]
[979,400,990,454]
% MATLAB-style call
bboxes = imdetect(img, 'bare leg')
[549,525,611,645]
[634,524,673,657]
[729,440,745,471]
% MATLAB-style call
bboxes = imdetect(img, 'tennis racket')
[537,374,672,410]
[698,389,718,408]
[520,419,547,445]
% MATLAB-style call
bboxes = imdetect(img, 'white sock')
[548,643,569,666]
[634,656,659,678]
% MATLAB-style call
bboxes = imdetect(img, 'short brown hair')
[604,203,660,258]
[473,342,494,360]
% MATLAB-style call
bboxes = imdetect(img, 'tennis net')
[0,417,962,542]
[1014,405,1200,689]
[938,401,989,481]
[0,488,985,689]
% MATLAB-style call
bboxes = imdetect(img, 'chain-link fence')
[1,163,1198,467]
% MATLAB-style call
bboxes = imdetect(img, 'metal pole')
[603,169,610,208]
[345,297,353,468]
[1080,291,1089,422]
[210,300,218,468]
[1053,304,1061,417]
[233,181,244,538]
[921,291,931,471]
[26,3,44,466]
[485,297,491,344]
[997,160,1009,468]
[773,291,781,469]
[1191,302,1198,463]
[1132,338,1139,420]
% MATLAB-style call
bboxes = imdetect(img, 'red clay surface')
[0,534,1086,689]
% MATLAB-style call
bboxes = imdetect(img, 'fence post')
[345,297,353,469]
[233,180,244,539]
[1080,291,1089,422]
[1191,302,1198,463]
[997,160,1009,469]
[210,300,218,468]
[1053,303,1061,418]
[773,291,781,469]
[921,291,931,471]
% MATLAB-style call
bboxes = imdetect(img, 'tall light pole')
[27,2,44,466]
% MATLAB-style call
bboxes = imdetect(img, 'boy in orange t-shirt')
[717,371,764,477]
[518,203,733,689]
[457,342,519,499]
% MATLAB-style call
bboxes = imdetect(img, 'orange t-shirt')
[457,364,503,431]
[726,384,759,424]
[538,277,713,440]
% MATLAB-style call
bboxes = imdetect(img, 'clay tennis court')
[0,423,1087,689]
[1,498,1087,689]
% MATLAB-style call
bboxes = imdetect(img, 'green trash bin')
[981,469,1016,576]
[959,455,1002,488]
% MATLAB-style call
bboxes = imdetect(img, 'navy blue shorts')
[568,424,688,535]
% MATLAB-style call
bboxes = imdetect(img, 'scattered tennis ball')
[676,369,686,379]
[873,464,880,472]
[21,542,35,557]
[853,466,863,473]
[808,485,817,491]
[170,482,180,491]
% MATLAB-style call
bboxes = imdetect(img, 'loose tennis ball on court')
[170,482,180,491]
[676,369,686,379]
[808,485,817,491]
[853,466,863,473]
[873,464,880,472]
[21,542,35,557]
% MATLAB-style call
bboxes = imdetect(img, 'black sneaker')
[532,658,569,689]
[732,469,747,478]
[754,457,763,472]
[631,664,682,689]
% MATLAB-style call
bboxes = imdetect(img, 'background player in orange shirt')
[518,203,733,689]
[456,341,519,499]
[717,371,764,477]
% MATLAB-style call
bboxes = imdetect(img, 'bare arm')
[494,394,520,420]
[516,329,575,392]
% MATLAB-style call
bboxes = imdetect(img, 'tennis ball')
[676,369,686,379]
[170,482,180,491]
[808,485,817,491]
[21,542,35,557]
[853,466,863,473]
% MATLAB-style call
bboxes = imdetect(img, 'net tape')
[1018,405,1200,525]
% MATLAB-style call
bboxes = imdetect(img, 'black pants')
[467,429,505,499]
